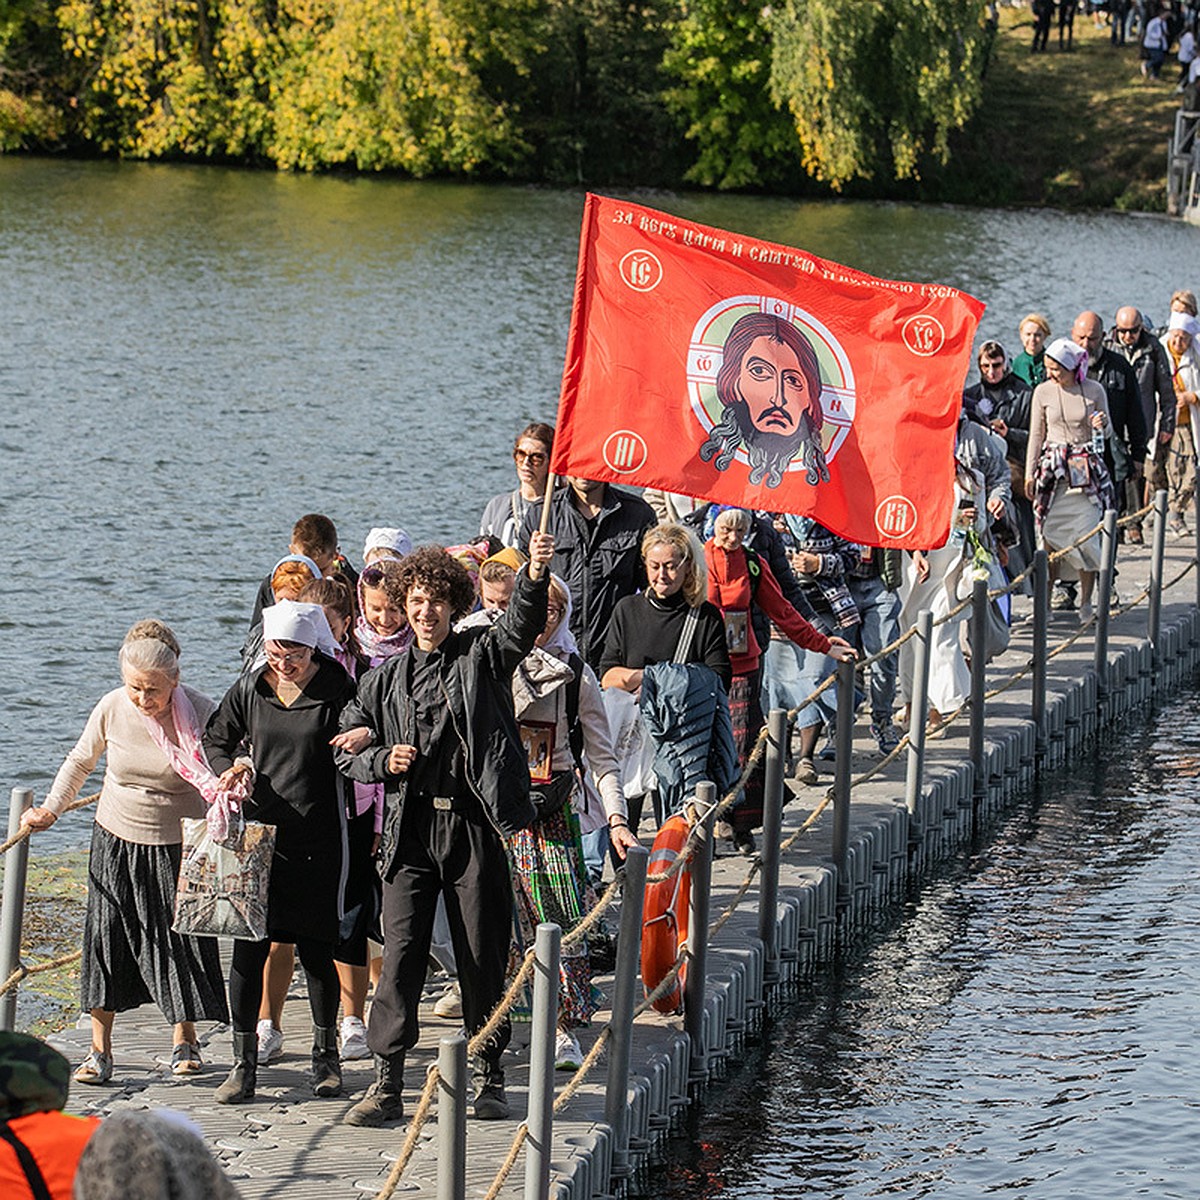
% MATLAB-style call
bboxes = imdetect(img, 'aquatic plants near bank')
[0,0,988,190]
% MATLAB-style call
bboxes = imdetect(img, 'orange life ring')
[641,813,692,1014]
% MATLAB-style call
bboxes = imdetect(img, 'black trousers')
[229,935,339,1032]
[369,802,513,1065]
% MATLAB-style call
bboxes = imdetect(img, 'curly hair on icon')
[698,312,830,488]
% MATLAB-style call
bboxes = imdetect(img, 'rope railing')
[6,517,1196,1200]
[364,530,1200,1198]
[474,946,688,1200]
[0,790,100,857]
[1116,499,1156,528]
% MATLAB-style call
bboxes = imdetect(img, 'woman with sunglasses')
[203,601,358,1105]
[479,422,556,549]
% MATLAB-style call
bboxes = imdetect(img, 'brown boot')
[343,1053,405,1126]
[214,1032,257,1105]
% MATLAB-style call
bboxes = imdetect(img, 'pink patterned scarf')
[138,688,249,840]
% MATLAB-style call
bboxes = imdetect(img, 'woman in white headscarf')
[1024,336,1115,622]
[1161,311,1200,535]
[203,601,358,1105]
[506,575,637,1072]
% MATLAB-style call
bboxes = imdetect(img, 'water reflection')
[652,689,1200,1198]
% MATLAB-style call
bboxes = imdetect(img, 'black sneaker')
[870,721,901,754]
[473,1082,510,1120]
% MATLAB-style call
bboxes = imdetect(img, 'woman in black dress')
[204,600,357,1104]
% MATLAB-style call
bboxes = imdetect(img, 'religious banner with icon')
[551,193,985,549]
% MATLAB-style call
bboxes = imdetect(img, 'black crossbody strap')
[0,1121,54,1200]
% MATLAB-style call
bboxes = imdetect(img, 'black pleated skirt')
[81,824,229,1024]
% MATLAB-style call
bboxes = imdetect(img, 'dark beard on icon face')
[739,411,806,488]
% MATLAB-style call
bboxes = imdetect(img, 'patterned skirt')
[728,669,765,834]
[508,804,600,1028]
[81,824,229,1024]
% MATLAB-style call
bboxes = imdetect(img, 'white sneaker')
[432,981,462,1020]
[340,1016,370,1060]
[256,1018,284,1063]
[554,1029,583,1072]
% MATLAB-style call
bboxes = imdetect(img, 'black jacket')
[1105,326,1176,447]
[962,373,1032,463]
[334,568,548,879]
[1087,348,1147,478]
[518,484,656,671]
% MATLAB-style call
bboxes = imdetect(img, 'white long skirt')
[1040,484,1103,577]
[898,541,970,715]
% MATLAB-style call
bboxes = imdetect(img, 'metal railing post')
[831,658,855,913]
[684,781,715,1084]
[1193,476,1200,610]
[0,788,34,1032]
[968,577,988,813]
[757,709,787,983]
[604,845,647,1179]
[1032,549,1049,763]
[1094,508,1118,704]
[524,922,561,1200]
[437,1032,467,1200]
[903,610,934,845]
[1148,488,1169,663]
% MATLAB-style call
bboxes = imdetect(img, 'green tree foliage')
[512,0,683,185]
[0,0,65,148]
[767,0,988,188]
[661,0,797,189]
[0,0,988,191]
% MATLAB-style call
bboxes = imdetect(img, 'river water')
[2,158,1199,1190]
[654,686,1200,1199]
[3,157,1198,837]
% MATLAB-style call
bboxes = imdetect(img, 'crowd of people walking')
[14,288,1198,1168]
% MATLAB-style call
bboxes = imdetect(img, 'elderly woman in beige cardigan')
[21,621,228,1086]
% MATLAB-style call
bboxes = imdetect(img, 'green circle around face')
[692,301,846,432]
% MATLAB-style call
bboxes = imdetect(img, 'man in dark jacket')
[962,339,1035,575]
[1106,306,1176,542]
[519,478,655,671]
[1072,311,1147,511]
[335,535,553,1126]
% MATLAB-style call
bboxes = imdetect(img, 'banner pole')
[529,472,557,582]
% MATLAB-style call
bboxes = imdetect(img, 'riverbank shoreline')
[4,531,1187,1198]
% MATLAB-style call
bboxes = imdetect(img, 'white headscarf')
[540,573,580,657]
[261,600,341,659]
[1044,337,1087,374]
[363,526,412,561]
[1168,311,1200,337]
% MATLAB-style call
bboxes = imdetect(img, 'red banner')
[552,194,985,549]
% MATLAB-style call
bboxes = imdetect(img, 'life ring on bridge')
[641,813,693,1014]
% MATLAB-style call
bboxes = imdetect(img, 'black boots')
[311,1026,342,1098]
[471,1054,509,1120]
[215,1031,257,1104]
[343,1052,406,1126]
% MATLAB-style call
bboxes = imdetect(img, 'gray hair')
[713,507,752,534]
[118,620,181,679]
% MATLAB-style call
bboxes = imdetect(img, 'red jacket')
[705,541,831,675]
[0,1110,100,1199]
